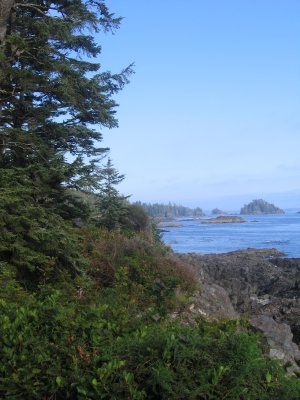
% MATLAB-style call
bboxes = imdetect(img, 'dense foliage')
[1,263,300,399]
[0,0,133,280]
[1,227,300,399]
[135,201,205,218]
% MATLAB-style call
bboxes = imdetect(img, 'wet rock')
[180,249,300,372]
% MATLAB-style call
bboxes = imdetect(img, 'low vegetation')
[1,224,300,399]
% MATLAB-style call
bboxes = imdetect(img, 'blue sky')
[96,1,300,210]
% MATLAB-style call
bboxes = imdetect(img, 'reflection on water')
[161,213,300,257]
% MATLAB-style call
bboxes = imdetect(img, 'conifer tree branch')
[15,3,48,17]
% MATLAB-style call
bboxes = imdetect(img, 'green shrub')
[1,222,299,399]
[0,294,299,399]
[82,227,198,313]
[122,203,150,232]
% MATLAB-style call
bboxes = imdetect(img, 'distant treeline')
[134,202,205,218]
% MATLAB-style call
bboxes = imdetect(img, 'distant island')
[135,201,205,218]
[211,208,227,215]
[201,216,246,224]
[240,199,285,215]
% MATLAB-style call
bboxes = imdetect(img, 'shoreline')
[161,213,300,258]
[178,247,300,373]
[178,247,288,258]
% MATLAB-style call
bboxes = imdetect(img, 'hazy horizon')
[97,1,300,209]
[131,191,300,212]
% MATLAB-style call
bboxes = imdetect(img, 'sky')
[95,0,300,210]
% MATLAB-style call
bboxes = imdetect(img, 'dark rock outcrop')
[250,315,300,374]
[180,249,300,373]
[190,282,238,320]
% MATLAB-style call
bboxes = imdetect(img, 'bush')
[82,227,198,313]
[0,294,299,399]
[0,168,86,288]
[122,204,150,232]
[111,320,300,400]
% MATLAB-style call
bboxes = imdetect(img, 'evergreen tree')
[0,1,132,281]
[0,0,132,193]
[96,158,128,230]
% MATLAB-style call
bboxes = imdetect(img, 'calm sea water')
[161,212,300,257]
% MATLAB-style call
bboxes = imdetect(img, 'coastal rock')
[200,216,246,224]
[190,282,238,319]
[158,223,183,228]
[180,249,300,372]
[240,199,285,215]
[250,315,300,374]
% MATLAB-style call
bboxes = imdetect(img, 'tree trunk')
[0,0,15,45]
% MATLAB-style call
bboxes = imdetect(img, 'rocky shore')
[179,248,300,374]
[200,216,246,224]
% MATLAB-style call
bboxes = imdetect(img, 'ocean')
[161,212,300,257]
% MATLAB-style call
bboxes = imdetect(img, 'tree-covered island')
[135,202,205,218]
[240,199,285,215]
